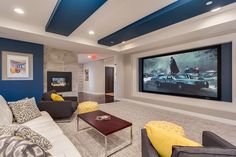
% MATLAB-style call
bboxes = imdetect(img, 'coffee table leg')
[105,136,108,157]
[77,117,79,131]
[130,126,133,144]
[77,118,91,132]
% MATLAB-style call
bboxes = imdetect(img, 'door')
[105,67,114,93]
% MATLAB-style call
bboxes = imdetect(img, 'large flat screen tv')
[139,45,221,100]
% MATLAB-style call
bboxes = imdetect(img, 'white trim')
[82,91,105,95]
[114,96,122,101]
[121,98,236,126]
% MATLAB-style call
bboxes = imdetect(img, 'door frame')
[105,66,115,94]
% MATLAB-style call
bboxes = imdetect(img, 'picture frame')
[2,51,33,80]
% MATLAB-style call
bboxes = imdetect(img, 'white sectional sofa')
[23,111,81,157]
[0,96,81,157]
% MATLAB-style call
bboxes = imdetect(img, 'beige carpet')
[57,101,236,157]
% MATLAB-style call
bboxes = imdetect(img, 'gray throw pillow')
[0,135,51,157]
[16,125,52,151]
[9,97,41,124]
[171,146,236,157]
[0,124,52,151]
[0,124,21,136]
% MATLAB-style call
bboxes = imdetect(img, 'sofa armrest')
[202,131,236,148]
[63,96,78,102]
[38,101,76,119]
[141,129,160,157]
[171,146,236,157]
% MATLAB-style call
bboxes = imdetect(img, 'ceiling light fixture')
[14,8,24,14]
[211,7,221,12]
[88,31,95,35]
[206,0,213,5]
[88,55,92,58]
[110,41,114,44]
[121,41,126,44]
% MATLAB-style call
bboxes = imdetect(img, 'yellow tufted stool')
[78,101,99,114]
[145,121,185,137]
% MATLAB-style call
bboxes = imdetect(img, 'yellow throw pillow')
[145,124,201,157]
[51,93,64,101]
[145,121,185,137]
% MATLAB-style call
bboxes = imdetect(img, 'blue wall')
[0,38,44,102]
[221,43,232,102]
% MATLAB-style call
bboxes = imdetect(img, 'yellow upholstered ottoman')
[145,121,185,137]
[78,101,99,114]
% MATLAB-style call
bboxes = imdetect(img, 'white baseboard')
[114,97,122,101]
[121,98,236,126]
[82,91,105,95]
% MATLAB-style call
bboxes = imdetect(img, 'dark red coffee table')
[77,110,132,157]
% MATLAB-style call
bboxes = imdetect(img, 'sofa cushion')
[145,125,201,157]
[22,111,81,157]
[171,146,236,157]
[9,97,41,124]
[42,90,56,101]
[0,135,51,157]
[23,111,53,126]
[23,112,63,140]
[48,134,81,157]
[0,95,13,125]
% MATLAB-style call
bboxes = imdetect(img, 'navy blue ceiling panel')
[46,0,107,36]
[98,0,236,46]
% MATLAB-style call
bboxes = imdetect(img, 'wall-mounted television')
[139,45,221,100]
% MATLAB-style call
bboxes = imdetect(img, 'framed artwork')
[2,51,33,80]
[85,69,89,81]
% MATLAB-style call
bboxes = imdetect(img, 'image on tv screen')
[51,77,67,87]
[141,46,220,99]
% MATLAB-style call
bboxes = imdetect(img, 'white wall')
[114,55,125,99]
[123,32,236,120]
[82,56,125,98]
[104,57,115,67]
[78,64,84,92]
[83,60,105,94]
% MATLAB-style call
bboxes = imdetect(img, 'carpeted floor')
[57,101,236,157]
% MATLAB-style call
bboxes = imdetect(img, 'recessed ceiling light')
[121,41,126,44]
[14,8,24,14]
[206,0,213,5]
[88,31,95,35]
[211,7,221,12]
[88,55,92,59]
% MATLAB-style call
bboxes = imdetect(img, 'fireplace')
[47,71,72,92]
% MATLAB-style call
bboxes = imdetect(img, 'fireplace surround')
[47,71,72,92]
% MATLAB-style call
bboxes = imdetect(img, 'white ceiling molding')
[0,0,236,58]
